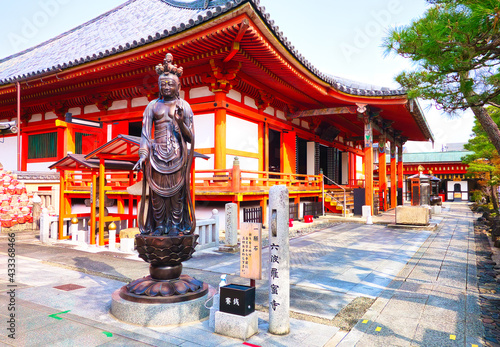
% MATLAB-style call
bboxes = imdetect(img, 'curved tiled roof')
[403,151,472,163]
[0,0,405,97]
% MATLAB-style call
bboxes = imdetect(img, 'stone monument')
[111,54,208,326]
[268,185,290,335]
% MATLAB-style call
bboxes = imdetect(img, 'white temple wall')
[27,162,54,172]
[243,96,257,109]
[193,114,214,149]
[227,89,241,102]
[306,142,315,175]
[0,136,18,171]
[342,152,349,185]
[189,86,214,99]
[226,155,259,173]
[226,115,258,154]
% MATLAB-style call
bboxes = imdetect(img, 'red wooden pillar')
[349,152,356,187]
[90,170,97,245]
[362,115,373,212]
[390,141,397,209]
[378,135,387,211]
[99,158,105,246]
[214,91,227,170]
[260,197,267,228]
[58,170,66,240]
[397,143,404,205]
[264,122,269,172]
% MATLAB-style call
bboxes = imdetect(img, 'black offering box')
[219,284,255,316]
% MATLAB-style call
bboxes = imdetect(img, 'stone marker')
[362,205,372,225]
[268,185,290,335]
[32,194,41,229]
[108,222,117,251]
[224,203,238,248]
[49,218,58,240]
[70,218,78,241]
[39,208,50,243]
[120,238,135,253]
[396,206,430,225]
[215,311,258,340]
[431,205,442,215]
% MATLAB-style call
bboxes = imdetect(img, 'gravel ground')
[474,219,500,346]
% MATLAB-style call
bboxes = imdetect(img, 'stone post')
[268,185,290,335]
[231,157,241,192]
[39,208,50,243]
[211,209,220,247]
[225,203,238,247]
[32,194,42,230]
[70,217,78,241]
[108,222,117,251]
[50,220,58,240]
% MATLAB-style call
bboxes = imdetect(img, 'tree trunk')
[470,106,500,155]
[489,183,499,212]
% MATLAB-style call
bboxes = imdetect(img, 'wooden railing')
[59,169,141,246]
[195,166,322,193]
[65,170,139,192]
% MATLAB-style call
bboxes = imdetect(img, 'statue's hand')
[133,157,145,171]
[174,105,184,123]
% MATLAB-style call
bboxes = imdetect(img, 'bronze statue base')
[119,276,208,304]
[120,234,207,304]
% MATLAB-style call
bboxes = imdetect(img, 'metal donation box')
[220,284,255,316]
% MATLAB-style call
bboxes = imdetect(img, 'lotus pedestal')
[110,234,210,326]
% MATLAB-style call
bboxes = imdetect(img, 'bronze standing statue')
[120,54,206,303]
[134,53,195,236]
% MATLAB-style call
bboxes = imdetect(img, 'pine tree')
[385,0,500,153]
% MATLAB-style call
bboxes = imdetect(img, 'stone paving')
[337,203,484,346]
[474,221,500,346]
[0,202,490,346]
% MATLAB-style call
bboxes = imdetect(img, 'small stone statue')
[134,53,195,236]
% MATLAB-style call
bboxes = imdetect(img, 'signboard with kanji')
[239,222,262,280]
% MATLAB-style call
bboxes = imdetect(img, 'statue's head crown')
[155,53,184,77]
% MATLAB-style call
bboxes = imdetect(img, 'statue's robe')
[139,98,194,235]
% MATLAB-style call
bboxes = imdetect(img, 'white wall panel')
[194,154,214,179]
[84,105,100,114]
[131,97,149,108]
[27,162,55,172]
[29,113,43,123]
[67,108,81,116]
[243,96,257,109]
[307,142,315,175]
[226,115,258,153]
[342,152,349,185]
[45,112,57,120]
[194,114,214,149]
[0,136,18,170]
[227,89,241,102]
[189,86,214,99]
[108,100,128,110]
[226,155,259,172]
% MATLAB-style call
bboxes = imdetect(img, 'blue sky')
[0,0,475,152]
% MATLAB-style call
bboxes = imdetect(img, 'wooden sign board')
[240,222,262,280]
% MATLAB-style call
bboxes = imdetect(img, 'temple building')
[398,149,477,202]
[0,0,434,236]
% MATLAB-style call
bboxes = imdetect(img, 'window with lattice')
[75,132,93,154]
[28,132,57,159]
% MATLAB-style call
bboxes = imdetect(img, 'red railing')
[194,167,322,193]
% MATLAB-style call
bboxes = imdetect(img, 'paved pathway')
[337,203,484,346]
[0,202,486,346]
